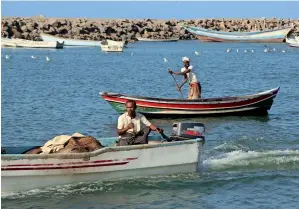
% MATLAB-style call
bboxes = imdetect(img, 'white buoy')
[46,56,51,62]
[164,58,168,62]
[251,49,255,53]
[244,49,248,53]
[226,48,231,53]
[194,51,200,55]
[5,55,10,60]
[31,56,36,59]
[273,48,276,52]
[236,49,239,52]
[264,48,270,53]
[282,49,286,53]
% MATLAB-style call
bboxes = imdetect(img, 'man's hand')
[127,123,134,130]
[168,69,173,74]
[156,127,164,133]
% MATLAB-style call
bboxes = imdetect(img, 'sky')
[1,1,298,19]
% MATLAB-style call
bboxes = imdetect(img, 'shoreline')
[2,16,298,42]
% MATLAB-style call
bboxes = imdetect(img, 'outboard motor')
[170,122,205,141]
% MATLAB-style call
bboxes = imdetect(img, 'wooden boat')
[1,38,64,49]
[100,87,280,117]
[184,25,292,42]
[137,37,179,42]
[40,33,103,47]
[1,134,204,193]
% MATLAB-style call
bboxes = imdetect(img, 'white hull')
[286,36,299,45]
[1,138,203,193]
[1,38,63,49]
[100,39,125,52]
[137,37,179,42]
[40,33,102,47]
[40,33,125,51]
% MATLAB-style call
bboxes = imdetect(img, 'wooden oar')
[170,73,184,98]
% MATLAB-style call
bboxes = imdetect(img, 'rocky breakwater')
[1,16,299,42]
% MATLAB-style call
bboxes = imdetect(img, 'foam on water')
[202,149,299,171]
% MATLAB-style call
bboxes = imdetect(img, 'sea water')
[1,41,299,208]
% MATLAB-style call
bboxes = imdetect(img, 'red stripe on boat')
[1,158,137,167]
[102,94,276,110]
[2,162,129,171]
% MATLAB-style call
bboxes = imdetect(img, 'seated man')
[117,100,163,146]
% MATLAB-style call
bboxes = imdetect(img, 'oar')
[169,72,184,98]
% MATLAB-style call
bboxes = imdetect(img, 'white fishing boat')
[137,37,179,42]
[100,39,125,52]
[289,43,299,48]
[1,122,205,194]
[40,33,102,47]
[1,38,64,49]
[286,36,299,45]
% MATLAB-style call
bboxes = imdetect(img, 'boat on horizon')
[184,25,292,43]
[100,87,280,118]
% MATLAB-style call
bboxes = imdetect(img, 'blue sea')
[1,41,299,208]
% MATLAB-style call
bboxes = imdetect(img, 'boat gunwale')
[1,138,203,160]
[184,25,293,36]
[40,33,103,44]
[185,27,292,40]
[103,93,277,111]
[100,87,280,105]
[137,37,180,42]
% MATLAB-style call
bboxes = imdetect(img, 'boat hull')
[137,37,179,42]
[1,137,203,193]
[195,34,285,43]
[100,87,279,117]
[40,33,102,47]
[289,43,299,47]
[185,26,292,43]
[1,38,64,49]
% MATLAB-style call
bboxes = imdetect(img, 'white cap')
[182,56,190,62]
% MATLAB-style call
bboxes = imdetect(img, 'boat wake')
[1,173,201,199]
[202,145,299,172]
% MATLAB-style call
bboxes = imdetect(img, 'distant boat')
[184,26,292,42]
[100,87,280,117]
[137,37,179,42]
[40,33,102,47]
[40,33,125,51]
[100,40,125,52]
[1,38,64,49]
[286,36,299,44]
[289,43,299,48]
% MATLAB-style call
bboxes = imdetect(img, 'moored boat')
[100,39,125,52]
[137,37,179,42]
[184,25,292,42]
[286,36,299,47]
[40,33,103,47]
[1,38,64,49]
[1,132,204,193]
[100,87,280,117]
[289,43,299,48]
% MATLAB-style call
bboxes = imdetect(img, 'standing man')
[117,100,163,146]
[168,57,201,99]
